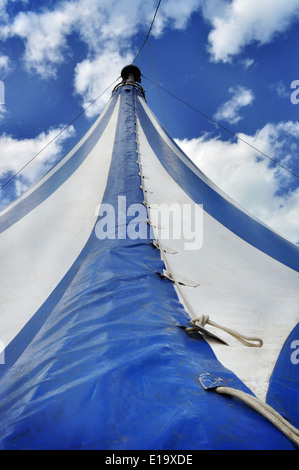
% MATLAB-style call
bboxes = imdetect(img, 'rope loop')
[190,316,263,348]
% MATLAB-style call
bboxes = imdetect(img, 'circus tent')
[0,66,298,450]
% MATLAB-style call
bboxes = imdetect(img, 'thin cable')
[142,74,299,180]
[0,76,120,193]
[133,0,162,64]
[146,39,168,131]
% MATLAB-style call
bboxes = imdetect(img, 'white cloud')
[0,54,11,76]
[0,0,200,114]
[152,0,201,36]
[0,124,75,208]
[1,0,299,82]
[0,0,202,81]
[0,0,8,22]
[1,5,76,77]
[74,48,134,117]
[214,85,254,125]
[271,80,289,99]
[0,104,6,120]
[202,0,299,63]
[176,121,299,244]
[241,58,255,70]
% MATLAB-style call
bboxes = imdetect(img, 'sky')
[0,0,299,244]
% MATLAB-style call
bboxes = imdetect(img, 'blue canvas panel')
[266,323,299,428]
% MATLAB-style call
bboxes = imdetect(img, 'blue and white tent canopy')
[0,67,298,450]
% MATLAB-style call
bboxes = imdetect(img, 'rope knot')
[193,315,209,327]
[190,315,263,348]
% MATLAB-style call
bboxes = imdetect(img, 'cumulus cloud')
[0,0,8,22]
[0,105,5,121]
[0,54,11,76]
[152,0,201,36]
[74,48,133,118]
[1,4,76,77]
[176,121,299,244]
[0,0,202,116]
[1,0,299,81]
[241,58,255,70]
[214,85,254,125]
[0,125,75,209]
[0,0,200,78]
[271,80,290,99]
[202,0,299,63]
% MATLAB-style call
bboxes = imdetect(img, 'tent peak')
[121,64,141,84]
[113,64,146,99]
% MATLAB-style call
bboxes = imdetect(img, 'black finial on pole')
[121,65,142,83]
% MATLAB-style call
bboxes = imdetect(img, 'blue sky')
[0,0,299,243]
